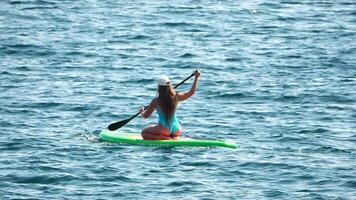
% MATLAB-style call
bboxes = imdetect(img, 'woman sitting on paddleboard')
[139,70,200,140]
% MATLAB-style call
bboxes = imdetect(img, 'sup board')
[99,130,237,149]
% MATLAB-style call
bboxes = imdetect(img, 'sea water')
[0,0,355,199]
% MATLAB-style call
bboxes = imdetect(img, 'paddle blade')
[108,118,131,131]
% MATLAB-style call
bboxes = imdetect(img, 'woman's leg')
[170,129,182,140]
[141,125,171,140]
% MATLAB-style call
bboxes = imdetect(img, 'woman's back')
[157,103,180,134]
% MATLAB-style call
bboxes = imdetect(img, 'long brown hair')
[157,85,178,124]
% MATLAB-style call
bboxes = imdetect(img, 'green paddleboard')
[99,130,237,149]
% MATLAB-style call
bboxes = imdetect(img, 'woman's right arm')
[178,70,200,102]
[139,98,157,118]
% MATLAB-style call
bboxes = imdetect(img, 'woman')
[139,70,200,140]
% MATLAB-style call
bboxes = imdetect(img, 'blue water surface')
[1,0,355,199]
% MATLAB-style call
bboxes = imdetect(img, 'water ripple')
[0,0,355,199]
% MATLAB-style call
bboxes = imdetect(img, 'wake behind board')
[99,130,237,149]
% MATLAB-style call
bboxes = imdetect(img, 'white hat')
[158,76,171,86]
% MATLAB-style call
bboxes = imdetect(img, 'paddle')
[107,71,197,131]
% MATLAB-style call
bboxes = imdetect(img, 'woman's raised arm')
[178,70,200,101]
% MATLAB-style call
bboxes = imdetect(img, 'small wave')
[102,175,137,183]
[259,2,284,9]
[274,146,353,155]
[185,28,206,33]
[181,161,216,167]
[64,51,84,56]
[274,95,301,102]
[2,173,78,184]
[155,155,171,162]
[0,141,23,151]
[338,77,355,82]
[21,6,58,10]
[156,5,203,13]
[256,25,280,30]
[325,105,350,111]
[167,181,203,187]
[161,22,189,27]
[276,136,303,143]
[298,128,329,134]
[6,44,38,49]
[281,54,303,59]
[239,161,303,170]
[300,146,353,154]
[320,95,354,104]
[64,105,88,112]
[175,5,203,10]
[1,107,39,115]
[75,130,100,143]
[342,180,356,188]
[212,92,250,100]
[294,174,314,181]
[280,1,300,5]
[351,113,356,119]
[152,56,166,62]
[129,35,151,40]
[5,44,55,57]
[276,16,298,22]
[273,147,299,153]
[27,102,62,109]
[83,52,100,58]
[9,0,56,5]
[15,66,32,71]
[0,71,12,75]
[9,1,23,4]
[179,53,195,58]
[264,190,287,198]
[225,57,242,62]
[123,78,154,85]
[160,22,211,30]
